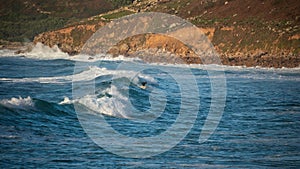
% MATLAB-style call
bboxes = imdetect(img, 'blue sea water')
[0,48,299,168]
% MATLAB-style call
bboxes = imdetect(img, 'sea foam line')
[0,65,156,84]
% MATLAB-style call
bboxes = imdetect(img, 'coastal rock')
[108,34,200,64]
[33,22,105,55]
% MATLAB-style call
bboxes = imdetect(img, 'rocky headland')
[3,0,300,68]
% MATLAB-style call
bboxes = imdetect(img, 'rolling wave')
[0,65,157,84]
[0,96,73,116]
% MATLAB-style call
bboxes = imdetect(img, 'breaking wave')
[0,96,73,116]
[25,43,69,60]
[0,96,34,110]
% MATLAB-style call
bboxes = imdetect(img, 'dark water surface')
[0,56,299,168]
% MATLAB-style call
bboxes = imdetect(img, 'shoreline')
[0,41,299,68]
[0,40,33,54]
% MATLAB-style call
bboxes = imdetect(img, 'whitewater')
[0,44,299,168]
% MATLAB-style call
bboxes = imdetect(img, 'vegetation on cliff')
[2,0,300,67]
[0,0,135,42]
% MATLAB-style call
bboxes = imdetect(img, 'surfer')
[140,81,147,89]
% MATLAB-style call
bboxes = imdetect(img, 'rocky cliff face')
[33,0,300,67]
[34,22,105,55]
[33,21,299,67]
[33,24,212,64]
[108,33,201,64]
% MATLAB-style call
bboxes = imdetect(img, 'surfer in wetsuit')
[140,81,147,89]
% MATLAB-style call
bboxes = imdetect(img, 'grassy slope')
[0,0,134,42]
[149,0,300,55]
[90,0,299,55]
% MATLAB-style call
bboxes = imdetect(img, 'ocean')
[0,45,299,168]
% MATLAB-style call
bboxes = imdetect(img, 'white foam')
[86,54,142,62]
[0,64,157,85]
[75,91,131,119]
[73,80,166,122]
[0,49,18,57]
[19,43,142,62]
[0,96,34,110]
[24,42,69,60]
[75,84,146,119]
[59,96,73,105]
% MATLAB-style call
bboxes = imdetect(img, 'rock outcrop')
[109,34,201,64]
[34,22,106,55]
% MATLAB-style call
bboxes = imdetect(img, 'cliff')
[34,22,106,55]
[33,0,300,67]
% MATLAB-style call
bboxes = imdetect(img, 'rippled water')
[0,54,299,168]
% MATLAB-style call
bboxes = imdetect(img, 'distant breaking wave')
[23,43,141,62]
[0,96,34,110]
[0,65,156,84]
[0,96,73,116]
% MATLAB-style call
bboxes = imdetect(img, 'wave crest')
[0,96,34,110]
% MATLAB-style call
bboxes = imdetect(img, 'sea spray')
[25,42,69,59]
